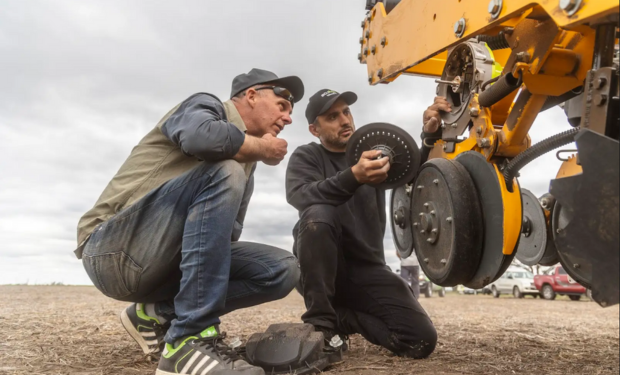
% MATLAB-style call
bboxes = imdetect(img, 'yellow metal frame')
[360,0,618,259]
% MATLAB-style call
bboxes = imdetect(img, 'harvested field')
[0,286,618,375]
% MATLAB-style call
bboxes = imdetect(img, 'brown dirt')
[0,286,618,375]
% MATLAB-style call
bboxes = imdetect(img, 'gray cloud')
[0,0,574,284]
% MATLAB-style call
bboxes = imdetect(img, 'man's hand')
[423,96,452,133]
[261,133,288,166]
[352,150,391,185]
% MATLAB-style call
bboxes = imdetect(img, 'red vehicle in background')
[534,265,589,301]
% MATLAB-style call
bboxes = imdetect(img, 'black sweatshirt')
[286,143,387,265]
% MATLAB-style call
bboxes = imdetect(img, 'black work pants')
[293,205,437,359]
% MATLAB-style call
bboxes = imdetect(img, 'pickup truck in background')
[534,265,588,301]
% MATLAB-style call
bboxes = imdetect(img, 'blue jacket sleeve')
[160,93,246,161]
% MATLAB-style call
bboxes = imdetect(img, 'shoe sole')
[120,308,158,355]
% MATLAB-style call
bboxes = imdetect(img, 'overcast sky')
[0,0,571,285]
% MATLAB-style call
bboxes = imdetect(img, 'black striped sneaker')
[120,303,169,356]
[156,326,264,375]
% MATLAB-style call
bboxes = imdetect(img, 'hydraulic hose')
[479,73,521,108]
[503,128,580,191]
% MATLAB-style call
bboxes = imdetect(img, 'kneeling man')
[285,89,438,359]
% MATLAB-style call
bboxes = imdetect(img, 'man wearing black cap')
[77,69,304,375]
[286,89,438,360]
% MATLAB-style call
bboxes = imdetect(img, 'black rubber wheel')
[390,185,414,258]
[569,295,582,301]
[542,285,556,300]
[424,284,433,298]
[412,158,484,286]
[492,285,500,298]
[439,288,446,298]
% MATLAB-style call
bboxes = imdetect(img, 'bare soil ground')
[0,286,618,375]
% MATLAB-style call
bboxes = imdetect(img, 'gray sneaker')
[120,303,169,356]
[156,326,264,375]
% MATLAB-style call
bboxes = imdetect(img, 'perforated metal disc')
[346,123,421,190]
[390,185,414,258]
[515,189,548,266]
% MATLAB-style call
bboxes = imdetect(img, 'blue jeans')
[82,160,300,343]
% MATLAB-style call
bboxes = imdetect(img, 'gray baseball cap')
[230,68,305,103]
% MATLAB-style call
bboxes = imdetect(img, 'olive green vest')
[75,100,253,258]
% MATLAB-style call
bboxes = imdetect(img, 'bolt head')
[470,107,480,117]
[454,18,466,37]
[447,217,453,223]
[595,77,608,89]
[365,30,370,39]
[595,94,608,106]
[560,0,578,11]
[432,229,438,234]
[377,68,384,78]
[420,230,426,234]
[424,203,430,208]
[413,222,420,227]
[381,37,387,46]
[417,185,424,190]
[371,45,377,54]
[424,258,430,264]
[431,210,436,216]
[358,53,363,62]
[488,0,501,15]
[433,179,439,185]
[441,259,448,265]
[427,238,433,243]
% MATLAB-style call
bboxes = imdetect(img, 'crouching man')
[76,69,304,375]
[286,89,441,360]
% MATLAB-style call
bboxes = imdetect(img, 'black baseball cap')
[305,89,358,124]
[230,68,305,103]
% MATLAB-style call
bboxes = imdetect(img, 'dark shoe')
[156,326,265,375]
[121,303,169,356]
[315,326,348,364]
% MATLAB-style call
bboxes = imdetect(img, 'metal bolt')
[420,230,426,234]
[365,30,371,39]
[424,258,430,264]
[431,210,436,216]
[488,0,502,19]
[359,37,364,45]
[432,229,438,234]
[368,74,373,83]
[557,228,564,234]
[478,138,491,148]
[358,53,363,62]
[371,45,377,55]
[595,77,608,89]
[433,179,439,185]
[443,144,447,151]
[441,259,448,265]
[361,20,366,28]
[477,127,483,135]
[413,222,420,228]
[377,68,384,78]
[595,94,608,106]
[427,239,433,243]
[441,124,447,129]
[516,52,531,63]
[447,217,453,223]
[381,37,387,47]
[560,0,582,15]
[454,18,466,38]
[470,107,480,117]
[424,203,430,208]
[418,185,424,190]
[574,263,581,269]
[451,123,458,129]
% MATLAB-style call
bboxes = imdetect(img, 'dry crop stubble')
[0,286,618,375]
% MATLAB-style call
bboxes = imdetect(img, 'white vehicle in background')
[490,267,539,299]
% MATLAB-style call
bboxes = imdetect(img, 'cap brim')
[267,76,305,103]
[318,91,358,117]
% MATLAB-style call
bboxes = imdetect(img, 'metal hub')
[346,123,421,190]
[412,159,483,286]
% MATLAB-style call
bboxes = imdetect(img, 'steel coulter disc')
[411,158,483,286]
[552,201,592,288]
[345,123,421,190]
[515,189,548,266]
[455,152,520,289]
[538,193,560,267]
[390,184,415,258]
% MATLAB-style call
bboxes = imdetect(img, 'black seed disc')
[515,189,548,266]
[345,123,421,190]
[412,158,483,286]
[390,185,414,258]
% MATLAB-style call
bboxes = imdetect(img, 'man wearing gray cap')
[76,69,304,375]
[286,89,437,361]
